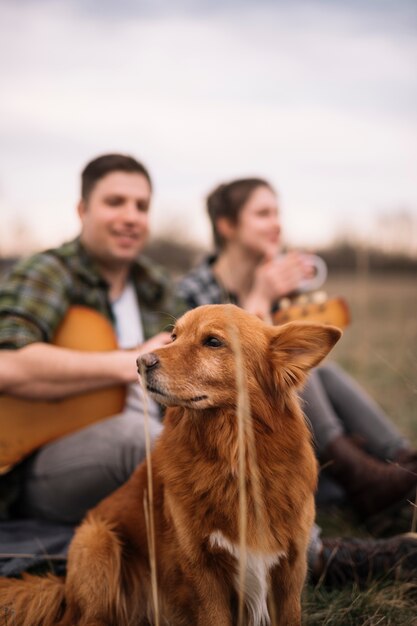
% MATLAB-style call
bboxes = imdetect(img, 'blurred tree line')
[144,238,417,277]
[316,242,417,275]
[1,209,416,278]
[1,237,417,280]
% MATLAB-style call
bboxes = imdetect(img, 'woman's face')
[230,185,282,260]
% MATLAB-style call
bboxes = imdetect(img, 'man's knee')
[76,411,163,481]
[18,412,163,523]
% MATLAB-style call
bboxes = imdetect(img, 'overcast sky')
[0,0,416,255]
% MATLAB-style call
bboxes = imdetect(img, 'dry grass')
[228,316,275,625]
[304,582,417,626]
[326,273,417,440]
[305,272,417,625]
[139,363,160,626]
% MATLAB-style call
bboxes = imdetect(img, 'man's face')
[78,171,151,268]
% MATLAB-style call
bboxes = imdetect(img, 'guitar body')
[0,307,126,469]
[273,296,350,329]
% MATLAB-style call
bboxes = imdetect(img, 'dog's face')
[137,304,341,410]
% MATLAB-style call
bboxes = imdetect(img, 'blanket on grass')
[0,519,73,577]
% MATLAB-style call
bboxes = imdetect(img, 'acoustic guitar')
[0,306,126,471]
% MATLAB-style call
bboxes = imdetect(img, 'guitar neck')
[272,295,350,329]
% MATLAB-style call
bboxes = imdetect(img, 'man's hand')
[135,332,172,356]
[64,331,174,388]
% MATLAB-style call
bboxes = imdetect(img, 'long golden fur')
[0,304,341,625]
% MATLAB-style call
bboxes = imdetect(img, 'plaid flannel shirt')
[177,255,284,315]
[177,255,238,310]
[0,237,186,350]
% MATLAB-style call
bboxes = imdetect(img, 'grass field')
[304,272,417,625]
[326,273,417,442]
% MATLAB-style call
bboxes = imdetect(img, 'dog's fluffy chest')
[209,530,284,626]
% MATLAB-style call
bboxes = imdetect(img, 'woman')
[178,177,417,519]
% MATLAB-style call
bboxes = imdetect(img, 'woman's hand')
[242,252,314,321]
[257,252,314,297]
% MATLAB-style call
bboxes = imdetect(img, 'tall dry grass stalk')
[228,318,276,626]
[411,490,417,534]
[230,322,249,626]
[139,364,160,626]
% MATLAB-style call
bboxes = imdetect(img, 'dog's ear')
[269,322,342,388]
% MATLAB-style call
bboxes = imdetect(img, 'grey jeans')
[17,409,163,524]
[302,362,408,460]
[17,408,324,570]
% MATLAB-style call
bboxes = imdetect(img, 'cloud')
[0,0,416,251]
[2,0,417,29]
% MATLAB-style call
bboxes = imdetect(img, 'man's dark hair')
[207,178,274,249]
[81,154,152,200]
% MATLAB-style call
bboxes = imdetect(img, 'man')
[0,153,186,524]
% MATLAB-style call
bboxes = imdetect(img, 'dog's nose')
[137,352,160,372]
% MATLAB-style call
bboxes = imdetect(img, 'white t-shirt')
[111,282,160,420]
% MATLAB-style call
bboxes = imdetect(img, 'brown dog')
[0,304,341,625]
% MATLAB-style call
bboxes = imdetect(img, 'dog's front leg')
[196,603,233,626]
[193,575,233,626]
[268,555,307,626]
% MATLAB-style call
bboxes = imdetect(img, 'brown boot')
[312,533,417,587]
[321,436,417,518]
[393,447,417,472]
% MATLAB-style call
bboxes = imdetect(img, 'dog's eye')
[203,336,224,348]
[170,333,177,342]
